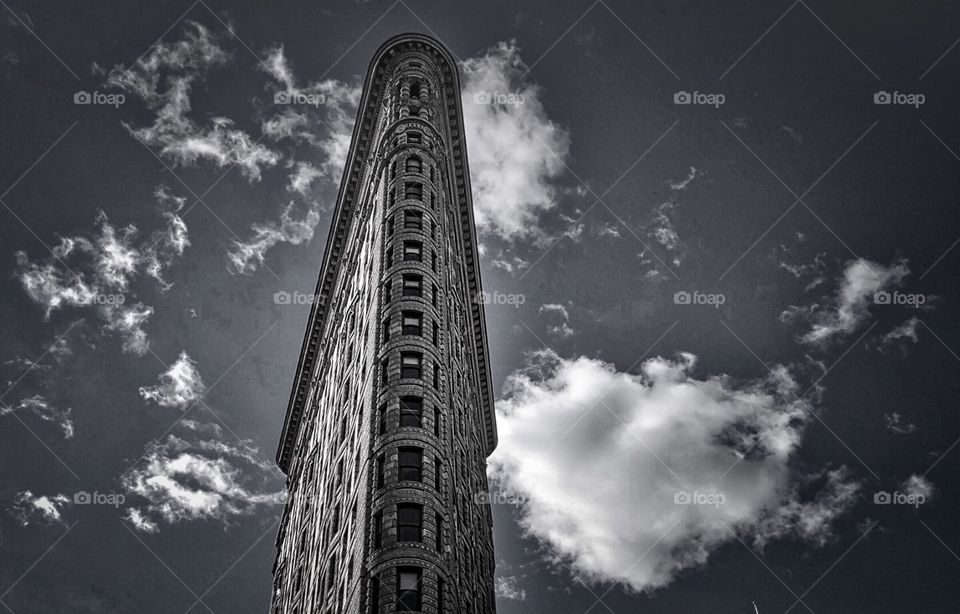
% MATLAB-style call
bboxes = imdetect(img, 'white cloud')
[783,258,910,348]
[121,424,282,531]
[286,161,324,196]
[875,317,920,351]
[227,202,321,274]
[0,395,73,438]
[139,351,205,409]
[884,412,917,435]
[669,166,699,191]
[11,491,70,526]
[539,303,574,338]
[15,204,188,355]
[490,351,857,593]
[461,41,570,241]
[105,22,280,182]
[495,576,527,601]
[901,474,934,501]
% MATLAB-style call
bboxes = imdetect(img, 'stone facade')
[272,34,497,614]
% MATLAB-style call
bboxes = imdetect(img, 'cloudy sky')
[2,1,959,612]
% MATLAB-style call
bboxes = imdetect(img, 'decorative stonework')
[272,34,497,614]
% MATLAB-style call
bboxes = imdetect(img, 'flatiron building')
[272,33,498,614]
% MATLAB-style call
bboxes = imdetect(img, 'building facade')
[272,34,498,614]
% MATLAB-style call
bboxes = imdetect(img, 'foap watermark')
[274,91,327,107]
[873,90,925,108]
[74,490,125,508]
[78,293,125,306]
[473,91,526,107]
[673,489,726,508]
[874,490,926,508]
[873,290,926,308]
[274,290,325,306]
[474,491,527,507]
[73,90,125,108]
[473,290,525,308]
[674,290,726,308]
[674,90,725,108]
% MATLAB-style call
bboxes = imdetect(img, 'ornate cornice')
[277,33,497,473]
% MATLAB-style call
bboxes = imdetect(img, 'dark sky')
[1,1,959,613]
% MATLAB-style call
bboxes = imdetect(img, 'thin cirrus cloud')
[14,191,190,355]
[780,258,911,348]
[138,351,205,410]
[460,40,571,242]
[121,421,283,533]
[490,350,858,593]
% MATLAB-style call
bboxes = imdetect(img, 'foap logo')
[473,91,526,107]
[474,491,527,506]
[73,90,126,108]
[873,90,925,108]
[74,490,126,508]
[674,90,725,108]
[674,290,726,308]
[474,290,525,308]
[673,490,726,508]
[78,293,125,306]
[274,91,327,107]
[873,290,926,308]
[874,490,926,508]
[274,290,324,306]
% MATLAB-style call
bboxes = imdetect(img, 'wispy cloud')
[10,490,71,526]
[139,351,205,410]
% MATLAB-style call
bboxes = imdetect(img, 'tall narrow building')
[272,34,498,614]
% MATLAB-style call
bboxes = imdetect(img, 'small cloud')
[227,202,321,274]
[668,166,700,191]
[873,317,920,352]
[780,125,803,143]
[539,303,574,338]
[495,576,527,601]
[901,474,934,501]
[0,395,74,439]
[884,412,917,435]
[11,491,71,526]
[139,351,205,409]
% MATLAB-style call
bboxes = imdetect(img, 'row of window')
[372,504,444,550]
[382,310,440,344]
[378,396,441,436]
[380,351,441,388]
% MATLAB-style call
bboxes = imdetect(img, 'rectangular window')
[385,247,393,268]
[402,274,422,297]
[402,311,422,336]
[381,358,389,385]
[431,251,437,272]
[374,510,383,548]
[378,404,387,435]
[370,574,380,614]
[384,280,392,304]
[438,578,444,614]
[433,364,440,389]
[399,396,423,428]
[436,513,443,551]
[434,458,441,491]
[407,131,421,144]
[387,215,395,236]
[432,321,439,346]
[396,567,421,611]
[404,209,423,229]
[433,407,441,437]
[382,318,391,343]
[405,182,422,201]
[431,284,438,308]
[398,447,422,482]
[376,454,385,488]
[403,241,422,262]
[400,352,422,379]
[396,503,423,542]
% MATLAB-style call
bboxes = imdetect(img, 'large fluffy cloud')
[14,197,189,355]
[121,422,283,532]
[461,41,570,241]
[781,258,910,347]
[490,351,858,592]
